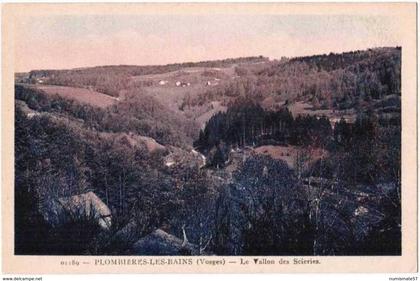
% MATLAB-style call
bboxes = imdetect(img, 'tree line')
[189,47,401,112]
[26,56,268,97]
[195,97,400,186]
[194,98,332,151]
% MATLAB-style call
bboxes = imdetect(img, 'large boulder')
[131,229,200,255]
[40,191,112,230]
[98,132,167,153]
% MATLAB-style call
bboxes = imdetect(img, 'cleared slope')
[35,85,118,108]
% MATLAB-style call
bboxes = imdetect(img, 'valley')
[14,47,401,256]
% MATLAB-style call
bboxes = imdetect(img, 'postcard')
[2,2,417,273]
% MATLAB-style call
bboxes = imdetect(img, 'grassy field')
[253,145,329,169]
[287,101,357,125]
[128,65,238,125]
[34,85,118,108]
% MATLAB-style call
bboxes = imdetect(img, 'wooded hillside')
[15,47,401,256]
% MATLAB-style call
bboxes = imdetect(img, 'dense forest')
[188,47,401,111]
[194,98,331,150]
[15,85,198,147]
[15,47,401,256]
[195,97,400,185]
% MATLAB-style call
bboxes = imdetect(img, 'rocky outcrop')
[112,220,141,244]
[131,229,200,255]
[138,136,166,153]
[40,191,112,230]
[116,133,166,153]
[163,147,205,169]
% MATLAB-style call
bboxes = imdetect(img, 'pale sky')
[14,14,401,72]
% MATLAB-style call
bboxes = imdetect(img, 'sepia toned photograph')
[2,2,417,274]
